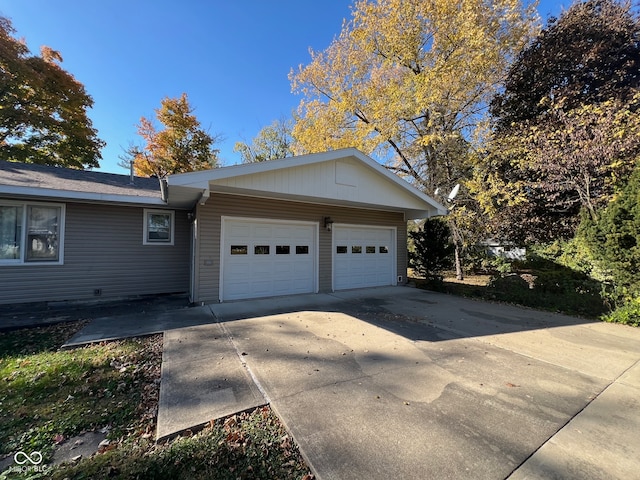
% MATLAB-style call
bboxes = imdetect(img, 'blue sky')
[1,0,566,173]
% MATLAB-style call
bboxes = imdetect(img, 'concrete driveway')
[206,287,640,480]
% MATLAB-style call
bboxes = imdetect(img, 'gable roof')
[0,160,165,206]
[169,148,447,219]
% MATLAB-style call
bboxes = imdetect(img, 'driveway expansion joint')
[215,314,271,405]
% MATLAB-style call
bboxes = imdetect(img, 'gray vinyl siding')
[194,193,407,304]
[0,201,189,305]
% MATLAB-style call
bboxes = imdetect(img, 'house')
[0,148,446,306]
[483,238,526,261]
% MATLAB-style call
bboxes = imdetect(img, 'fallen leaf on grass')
[224,415,237,431]
[280,435,292,450]
[506,382,520,388]
[226,431,244,443]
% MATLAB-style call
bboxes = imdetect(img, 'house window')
[336,246,348,254]
[0,205,22,260]
[366,246,376,254]
[143,209,174,245]
[296,245,309,254]
[26,206,62,261]
[352,246,362,254]
[0,201,64,264]
[379,246,389,253]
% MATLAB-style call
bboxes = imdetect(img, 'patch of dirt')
[442,274,492,286]
[52,431,108,465]
[408,267,493,287]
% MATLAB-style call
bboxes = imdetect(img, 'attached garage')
[221,218,317,301]
[168,148,447,303]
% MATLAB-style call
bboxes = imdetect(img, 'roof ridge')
[0,159,138,179]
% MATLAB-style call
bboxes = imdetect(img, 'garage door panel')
[293,261,313,274]
[223,219,317,301]
[273,262,293,275]
[334,259,350,273]
[333,225,395,291]
[253,225,273,238]
[292,226,313,239]
[228,223,251,237]
[224,279,250,298]
[252,262,273,276]
[225,261,251,276]
[251,281,273,295]
[334,230,349,243]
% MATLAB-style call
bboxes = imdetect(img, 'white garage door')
[222,218,317,301]
[333,225,395,290]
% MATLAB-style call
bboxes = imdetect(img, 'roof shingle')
[0,160,161,199]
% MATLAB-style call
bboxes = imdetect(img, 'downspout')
[193,186,210,305]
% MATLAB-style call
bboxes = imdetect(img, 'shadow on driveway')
[210,286,596,343]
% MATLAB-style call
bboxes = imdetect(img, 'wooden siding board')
[195,193,407,303]
[0,202,190,305]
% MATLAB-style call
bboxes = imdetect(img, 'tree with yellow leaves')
[122,93,220,178]
[290,0,539,278]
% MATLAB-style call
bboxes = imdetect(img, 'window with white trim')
[143,209,175,245]
[0,201,64,264]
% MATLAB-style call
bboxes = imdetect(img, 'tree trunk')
[450,219,465,281]
[454,242,464,281]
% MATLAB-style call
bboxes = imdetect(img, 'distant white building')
[483,238,526,261]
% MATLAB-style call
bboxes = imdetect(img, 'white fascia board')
[0,185,166,206]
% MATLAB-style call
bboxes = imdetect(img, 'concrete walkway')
[156,322,266,440]
[63,304,215,347]
[65,286,640,479]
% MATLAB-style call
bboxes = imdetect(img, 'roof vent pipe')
[160,178,168,203]
[129,160,135,185]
